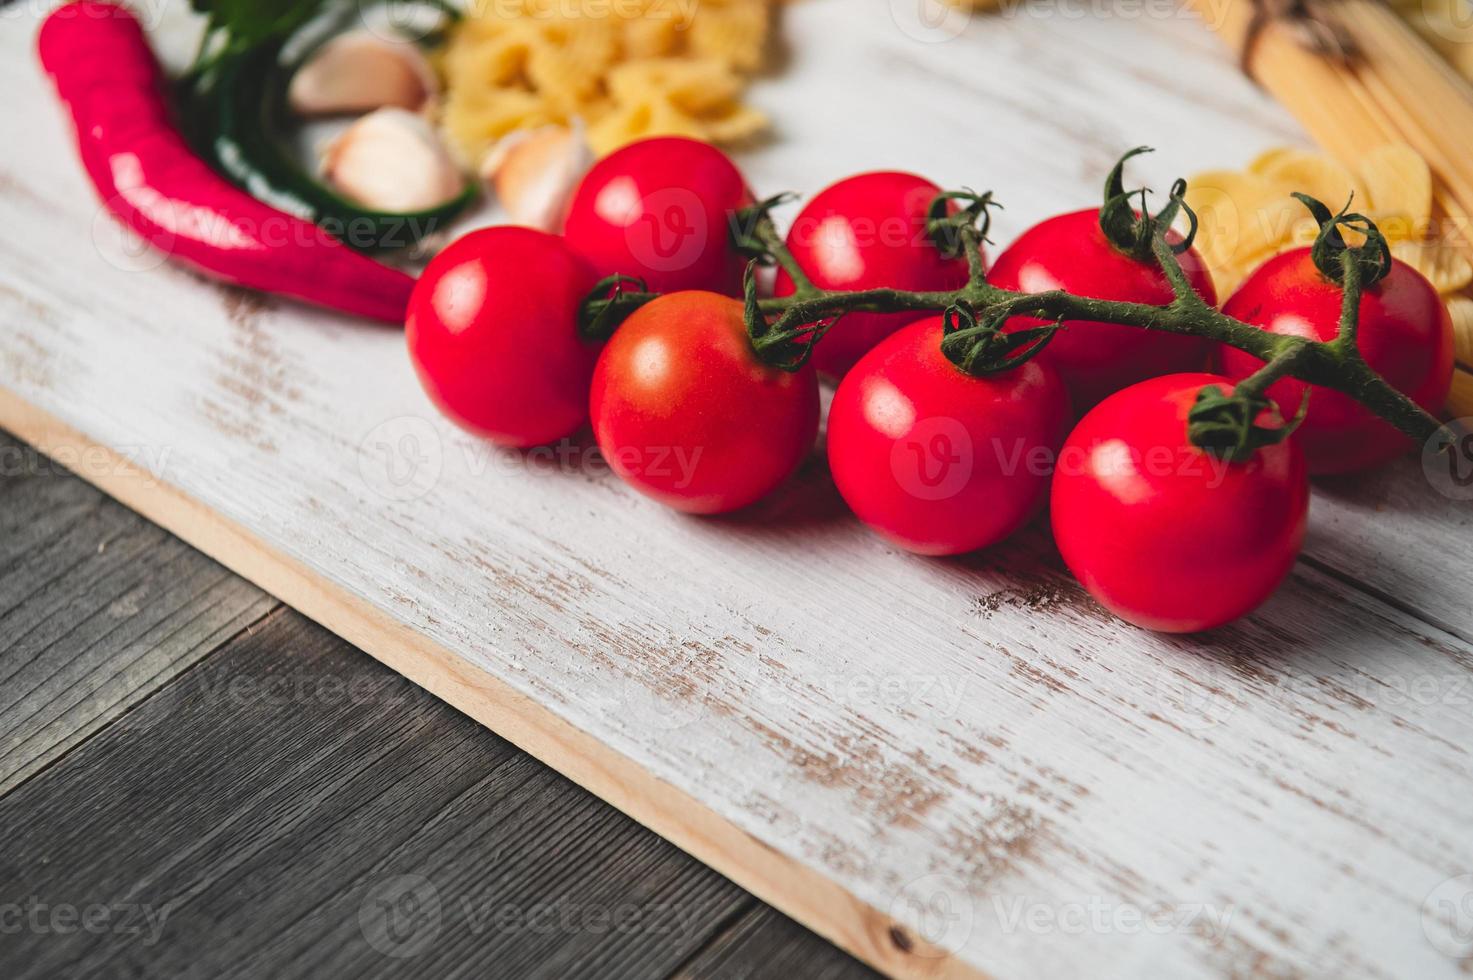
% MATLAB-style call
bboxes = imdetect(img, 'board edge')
[0,382,987,980]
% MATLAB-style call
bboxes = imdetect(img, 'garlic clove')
[322,108,466,213]
[480,122,595,233]
[289,30,439,117]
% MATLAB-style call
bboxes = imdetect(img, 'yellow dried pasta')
[589,61,766,152]
[688,2,770,71]
[1392,0,1473,85]
[1446,296,1473,367]
[1187,143,1450,298]
[441,0,772,163]
[1392,240,1473,295]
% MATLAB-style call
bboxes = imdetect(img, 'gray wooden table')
[0,429,875,979]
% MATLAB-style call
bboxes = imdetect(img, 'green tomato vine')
[580,148,1452,463]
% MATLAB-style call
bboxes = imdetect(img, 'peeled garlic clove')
[289,31,438,117]
[481,122,595,232]
[322,108,465,213]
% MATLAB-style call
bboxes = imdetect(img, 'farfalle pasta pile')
[441,0,771,162]
[1186,143,1473,406]
[1185,144,1472,297]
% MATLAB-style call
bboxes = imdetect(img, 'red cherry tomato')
[988,208,1218,412]
[407,227,598,448]
[589,292,820,514]
[774,172,971,378]
[1051,373,1309,633]
[1220,249,1454,474]
[827,317,1073,556]
[562,137,754,296]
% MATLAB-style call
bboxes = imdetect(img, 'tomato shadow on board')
[942,521,1098,623]
[1310,453,1454,519]
[1301,453,1462,614]
[945,511,1366,658]
[1133,563,1407,694]
[709,448,857,536]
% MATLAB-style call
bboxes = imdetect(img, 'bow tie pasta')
[441,0,772,163]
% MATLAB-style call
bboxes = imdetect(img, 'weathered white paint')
[2,2,1471,977]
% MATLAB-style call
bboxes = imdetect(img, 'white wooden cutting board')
[3,2,1472,977]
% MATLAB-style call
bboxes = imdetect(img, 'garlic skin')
[480,123,595,232]
[322,108,466,213]
[289,31,439,117]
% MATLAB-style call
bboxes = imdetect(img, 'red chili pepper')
[37,1,416,324]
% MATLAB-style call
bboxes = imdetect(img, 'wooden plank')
[3,4,1472,978]
[677,905,882,980]
[0,392,952,978]
[0,430,276,794]
[9,316,1473,980]
[1302,457,1473,643]
[0,607,756,980]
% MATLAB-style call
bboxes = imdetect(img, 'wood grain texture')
[676,905,884,980]
[2,3,1472,978]
[0,430,276,794]
[0,608,764,980]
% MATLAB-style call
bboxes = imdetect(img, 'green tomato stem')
[749,197,1444,450]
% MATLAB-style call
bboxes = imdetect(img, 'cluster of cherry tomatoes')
[405,137,1455,633]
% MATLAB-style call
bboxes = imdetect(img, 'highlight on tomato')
[774,171,972,378]
[827,313,1072,556]
[1219,197,1454,475]
[588,291,821,515]
[1050,373,1309,633]
[406,226,599,449]
[988,149,1217,412]
[562,137,754,297]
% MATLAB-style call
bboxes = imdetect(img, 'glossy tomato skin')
[1051,373,1309,633]
[589,292,820,514]
[562,137,753,296]
[774,172,971,378]
[407,227,598,448]
[1220,249,1454,474]
[828,317,1072,556]
[988,208,1218,413]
